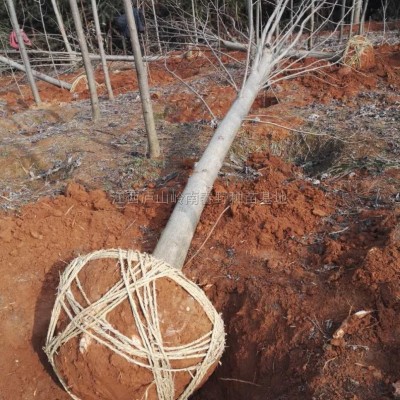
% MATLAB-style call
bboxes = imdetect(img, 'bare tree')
[6,0,41,105]
[154,0,355,268]
[339,0,346,41]
[308,0,316,49]
[91,0,114,100]
[290,0,294,28]
[381,0,389,39]
[358,0,369,34]
[50,0,75,59]
[69,0,100,121]
[122,0,160,158]
[191,0,198,44]
[349,0,355,38]
[150,0,163,53]
[353,0,363,25]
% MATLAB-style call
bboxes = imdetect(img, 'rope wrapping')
[44,249,225,400]
[343,35,374,69]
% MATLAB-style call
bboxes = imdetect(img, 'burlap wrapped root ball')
[343,35,376,71]
[44,250,225,400]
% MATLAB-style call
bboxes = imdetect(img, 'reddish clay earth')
[0,36,399,400]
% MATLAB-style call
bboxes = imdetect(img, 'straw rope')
[343,35,374,69]
[44,249,225,400]
[70,74,102,92]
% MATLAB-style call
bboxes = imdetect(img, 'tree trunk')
[50,0,75,59]
[255,0,260,45]
[191,0,198,45]
[6,0,41,105]
[90,0,114,100]
[349,0,355,39]
[242,0,254,89]
[122,0,160,159]
[308,0,315,49]
[150,0,162,53]
[290,0,294,28]
[353,0,362,25]
[358,0,369,34]
[68,0,100,121]
[339,0,346,42]
[153,49,273,269]
[122,36,127,56]
[274,0,280,38]
[0,56,72,89]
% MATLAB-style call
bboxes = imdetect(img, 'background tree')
[68,0,100,121]
[122,0,161,158]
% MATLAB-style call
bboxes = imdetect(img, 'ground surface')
[0,29,399,400]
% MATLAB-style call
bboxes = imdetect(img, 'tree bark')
[349,0,355,38]
[68,0,100,121]
[90,0,114,100]
[353,0,362,25]
[290,0,294,28]
[6,0,41,105]
[191,0,198,44]
[255,0,260,45]
[339,0,346,42]
[358,0,369,34]
[274,0,280,38]
[308,0,315,49]
[122,0,160,159]
[150,0,162,53]
[153,49,273,269]
[0,56,72,89]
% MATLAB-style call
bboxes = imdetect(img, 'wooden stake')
[68,0,100,121]
[6,0,41,105]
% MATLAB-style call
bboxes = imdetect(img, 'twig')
[0,194,12,202]
[219,378,261,387]
[328,226,349,236]
[184,205,230,267]
[307,316,329,339]
[123,219,137,233]
[346,344,370,351]
[29,157,81,181]
[64,205,74,216]
[244,118,354,142]
[323,357,337,371]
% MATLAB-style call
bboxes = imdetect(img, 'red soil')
[0,156,399,399]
